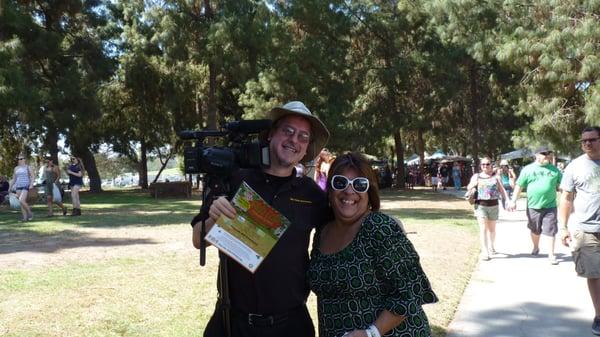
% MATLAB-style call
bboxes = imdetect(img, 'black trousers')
[203,304,315,337]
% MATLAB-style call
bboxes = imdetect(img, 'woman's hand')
[341,330,369,337]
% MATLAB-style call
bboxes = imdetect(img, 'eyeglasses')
[580,138,600,144]
[279,125,310,144]
[17,157,25,160]
[538,152,552,156]
[481,163,491,166]
[331,175,370,193]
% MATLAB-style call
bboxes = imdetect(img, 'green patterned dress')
[308,212,438,337]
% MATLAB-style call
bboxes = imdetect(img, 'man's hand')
[192,196,236,249]
[507,200,517,212]
[561,229,571,247]
[208,196,237,222]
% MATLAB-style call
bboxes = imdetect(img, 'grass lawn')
[0,188,478,337]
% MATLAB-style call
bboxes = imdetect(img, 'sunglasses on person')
[17,157,25,160]
[481,163,491,166]
[331,175,370,193]
[279,125,311,144]
[580,138,600,144]
[538,152,552,156]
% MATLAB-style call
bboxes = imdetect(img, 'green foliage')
[4,0,600,177]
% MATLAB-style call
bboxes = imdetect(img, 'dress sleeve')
[368,213,438,317]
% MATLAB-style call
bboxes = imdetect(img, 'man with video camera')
[191,101,330,337]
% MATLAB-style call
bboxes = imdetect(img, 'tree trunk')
[46,125,60,163]
[152,144,177,184]
[205,0,218,131]
[417,128,425,182]
[139,140,148,189]
[469,59,480,172]
[80,148,102,193]
[393,129,405,189]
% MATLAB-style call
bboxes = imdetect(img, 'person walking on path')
[8,155,35,221]
[43,156,67,217]
[467,157,509,261]
[558,126,600,336]
[496,159,516,209]
[191,101,330,337]
[452,162,462,190]
[67,156,84,216]
[508,146,562,265]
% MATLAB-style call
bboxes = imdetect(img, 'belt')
[232,305,304,327]
[477,199,499,206]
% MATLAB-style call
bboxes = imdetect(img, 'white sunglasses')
[330,175,370,193]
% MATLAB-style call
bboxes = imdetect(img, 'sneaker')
[63,208,68,216]
[592,317,600,335]
[480,254,490,261]
[549,256,558,265]
[531,248,540,256]
[27,214,33,221]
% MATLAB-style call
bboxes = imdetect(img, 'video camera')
[179,119,271,176]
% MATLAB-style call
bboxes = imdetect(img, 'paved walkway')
[439,188,595,337]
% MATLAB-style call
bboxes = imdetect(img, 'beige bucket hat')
[268,101,330,163]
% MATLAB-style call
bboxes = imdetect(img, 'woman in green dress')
[308,152,437,337]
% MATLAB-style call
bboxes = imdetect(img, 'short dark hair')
[326,152,380,211]
[582,126,600,135]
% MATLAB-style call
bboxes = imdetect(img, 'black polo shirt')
[193,168,329,314]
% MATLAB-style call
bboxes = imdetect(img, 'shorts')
[432,177,439,185]
[526,207,558,236]
[474,204,499,220]
[15,186,29,191]
[571,230,600,278]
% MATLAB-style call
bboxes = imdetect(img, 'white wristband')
[368,325,381,337]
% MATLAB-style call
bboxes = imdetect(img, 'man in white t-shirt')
[559,126,600,336]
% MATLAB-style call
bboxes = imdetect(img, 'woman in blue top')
[308,152,437,337]
[8,155,35,221]
[496,159,516,209]
[67,157,84,216]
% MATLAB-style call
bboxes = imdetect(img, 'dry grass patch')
[0,188,478,337]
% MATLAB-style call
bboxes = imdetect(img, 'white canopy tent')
[500,149,532,160]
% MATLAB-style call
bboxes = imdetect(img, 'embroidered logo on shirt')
[290,197,313,204]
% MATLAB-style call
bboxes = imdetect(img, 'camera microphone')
[224,119,272,134]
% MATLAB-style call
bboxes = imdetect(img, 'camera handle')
[199,173,232,337]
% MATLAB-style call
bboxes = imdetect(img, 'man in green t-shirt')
[508,146,562,264]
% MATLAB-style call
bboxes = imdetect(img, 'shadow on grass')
[0,229,157,254]
[382,189,455,201]
[0,188,201,231]
[386,208,473,223]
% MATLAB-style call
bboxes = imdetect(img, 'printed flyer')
[205,181,290,272]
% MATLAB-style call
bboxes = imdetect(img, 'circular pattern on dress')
[308,212,438,337]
